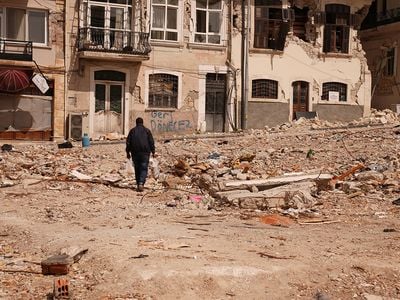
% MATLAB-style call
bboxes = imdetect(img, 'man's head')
[136,117,144,125]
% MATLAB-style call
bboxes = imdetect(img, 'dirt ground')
[1,121,400,299]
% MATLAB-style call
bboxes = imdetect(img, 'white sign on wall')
[32,73,50,94]
[328,91,339,101]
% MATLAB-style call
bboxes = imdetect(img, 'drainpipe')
[63,0,68,141]
[240,0,249,130]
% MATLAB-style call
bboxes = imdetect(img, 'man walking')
[126,117,155,192]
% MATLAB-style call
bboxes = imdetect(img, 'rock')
[356,171,385,182]
[41,254,74,275]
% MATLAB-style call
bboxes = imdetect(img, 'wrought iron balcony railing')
[0,39,33,61]
[78,28,151,55]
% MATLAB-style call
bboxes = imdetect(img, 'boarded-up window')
[322,82,347,101]
[149,73,178,108]
[323,4,350,53]
[252,79,278,99]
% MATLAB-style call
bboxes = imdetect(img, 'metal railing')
[78,28,151,55]
[0,39,33,61]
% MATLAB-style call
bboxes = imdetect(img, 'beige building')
[0,0,65,141]
[65,0,374,139]
[360,0,400,112]
[0,0,373,141]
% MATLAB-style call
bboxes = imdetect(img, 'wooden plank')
[222,173,332,190]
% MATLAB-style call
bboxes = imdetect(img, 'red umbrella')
[0,68,31,93]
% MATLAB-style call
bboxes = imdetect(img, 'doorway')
[205,73,226,132]
[93,70,125,137]
[292,81,309,119]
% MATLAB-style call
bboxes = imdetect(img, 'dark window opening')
[322,82,347,101]
[385,48,395,76]
[292,6,309,41]
[323,4,350,53]
[254,1,291,50]
[94,70,126,81]
[149,73,178,108]
[252,79,278,99]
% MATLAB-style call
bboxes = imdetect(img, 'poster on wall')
[328,91,339,101]
[32,73,49,94]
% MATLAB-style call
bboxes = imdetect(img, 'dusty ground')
[1,121,400,300]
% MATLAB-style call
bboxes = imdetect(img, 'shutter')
[323,24,332,53]
[276,21,289,51]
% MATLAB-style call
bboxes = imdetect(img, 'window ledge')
[150,40,184,49]
[33,44,51,49]
[249,48,284,55]
[187,42,226,51]
[249,98,286,103]
[317,100,353,105]
[319,52,352,59]
[145,108,177,112]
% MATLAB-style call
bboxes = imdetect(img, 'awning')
[0,68,31,93]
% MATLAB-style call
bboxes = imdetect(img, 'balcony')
[78,28,151,62]
[0,39,33,61]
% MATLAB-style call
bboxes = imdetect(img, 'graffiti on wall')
[149,111,193,132]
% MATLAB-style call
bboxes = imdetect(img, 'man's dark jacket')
[126,124,155,156]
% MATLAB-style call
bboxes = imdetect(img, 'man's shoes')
[137,184,144,192]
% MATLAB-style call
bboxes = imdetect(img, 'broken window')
[151,0,178,41]
[252,79,278,99]
[323,4,350,54]
[385,47,396,76]
[195,0,222,44]
[292,6,309,41]
[149,73,178,108]
[254,0,291,50]
[322,82,347,102]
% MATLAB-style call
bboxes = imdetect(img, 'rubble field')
[1,110,400,299]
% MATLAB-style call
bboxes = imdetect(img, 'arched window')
[252,79,278,99]
[149,73,178,108]
[322,82,347,101]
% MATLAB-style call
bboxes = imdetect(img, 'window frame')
[251,79,279,99]
[193,0,224,45]
[150,0,179,42]
[145,70,182,110]
[385,47,396,77]
[253,1,292,51]
[323,4,351,54]
[321,82,348,102]
[0,7,48,46]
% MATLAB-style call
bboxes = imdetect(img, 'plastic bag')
[125,159,134,175]
[149,157,160,179]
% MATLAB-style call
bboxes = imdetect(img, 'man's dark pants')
[132,152,150,185]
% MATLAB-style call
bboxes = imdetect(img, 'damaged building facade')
[65,0,373,139]
[0,0,65,140]
[0,0,373,141]
[233,0,373,128]
[360,0,400,113]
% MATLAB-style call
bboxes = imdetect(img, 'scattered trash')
[259,214,294,226]
[392,198,400,206]
[1,144,13,152]
[57,141,73,149]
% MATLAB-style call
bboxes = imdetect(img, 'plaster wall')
[360,22,400,111]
